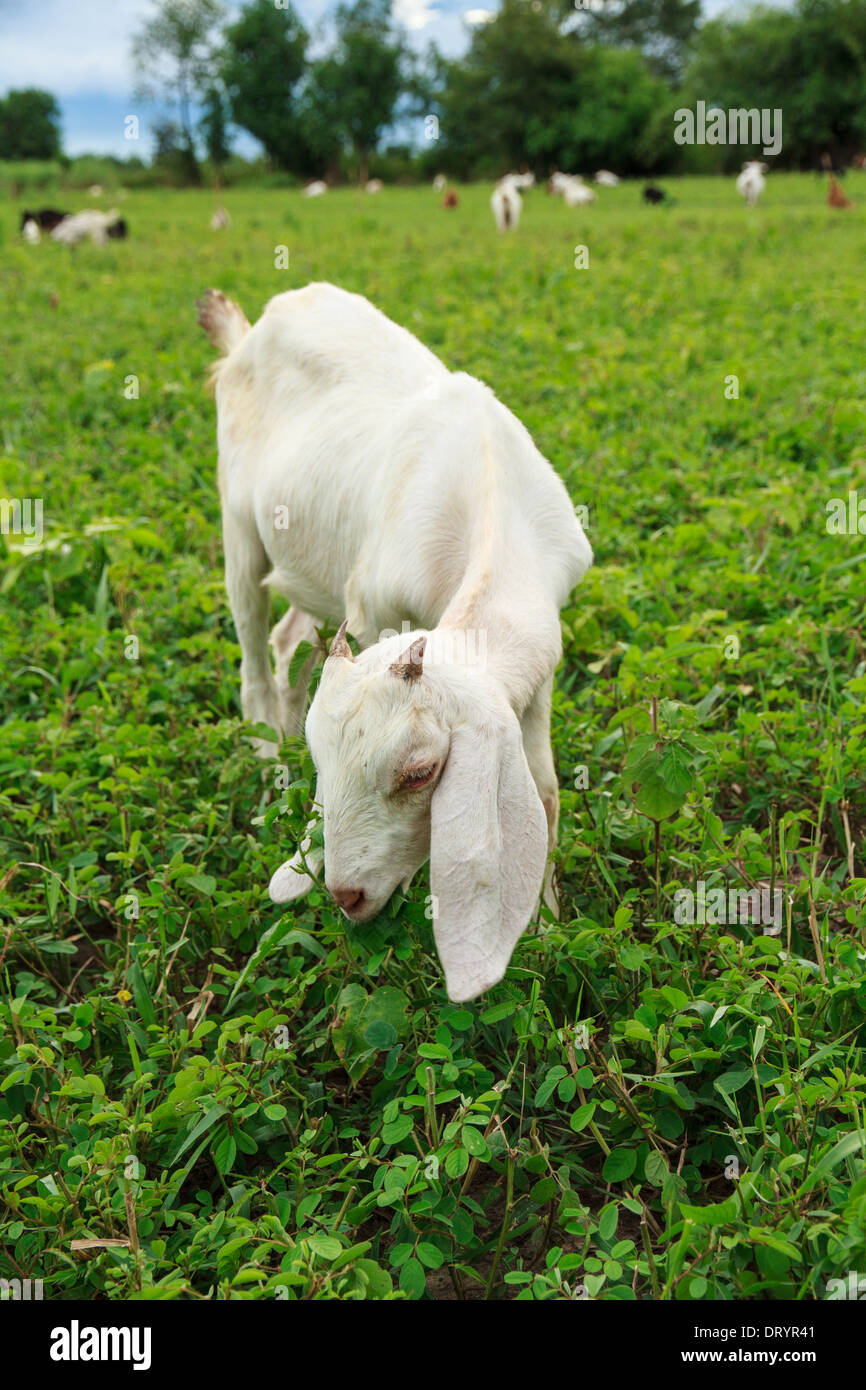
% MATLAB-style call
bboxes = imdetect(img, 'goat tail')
[196,288,250,355]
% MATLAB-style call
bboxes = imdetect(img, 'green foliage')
[305,0,407,182]
[0,179,864,1300]
[221,0,314,174]
[685,0,866,168]
[0,89,63,161]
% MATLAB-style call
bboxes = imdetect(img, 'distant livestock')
[828,175,852,208]
[442,190,459,208]
[595,170,620,186]
[303,181,327,198]
[643,185,667,204]
[365,179,384,194]
[50,210,127,246]
[548,173,596,204]
[210,206,231,230]
[491,174,526,231]
[562,179,596,206]
[433,173,447,192]
[20,208,69,232]
[736,161,767,207]
[22,218,41,244]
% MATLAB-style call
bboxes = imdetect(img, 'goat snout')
[330,885,366,916]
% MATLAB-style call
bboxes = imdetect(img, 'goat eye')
[399,764,436,790]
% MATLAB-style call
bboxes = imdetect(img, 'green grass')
[1,177,864,1301]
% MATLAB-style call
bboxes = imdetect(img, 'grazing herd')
[18,158,858,253]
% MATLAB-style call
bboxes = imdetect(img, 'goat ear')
[429,711,548,1002]
[269,799,323,903]
[269,845,318,903]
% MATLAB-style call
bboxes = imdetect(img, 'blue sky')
[0,0,741,158]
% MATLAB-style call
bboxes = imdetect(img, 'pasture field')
[1,177,864,1302]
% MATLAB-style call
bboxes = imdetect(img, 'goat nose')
[332,886,365,914]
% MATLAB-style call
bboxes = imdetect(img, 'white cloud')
[394,0,440,29]
[463,8,494,24]
[0,0,155,98]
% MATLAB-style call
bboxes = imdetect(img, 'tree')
[685,0,866,168]
[221,0,311,173]
[199,84,231,175]
[131,0,225,183]
[0,89,62,159]
[434,0,668,177]
[567,0,701,81]
[305,0,406,184]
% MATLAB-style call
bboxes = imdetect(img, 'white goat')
[491,173,533,231]
[197,282,592,1002]
[210,206,231,230]
[594,170,620,187]
[736,161,767,207]
[302,180,327,198]
[365,178,384,194]
[432,173,447,193]
[50,209,120,246]
[563,180,596,207]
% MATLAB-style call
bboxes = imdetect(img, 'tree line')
[4,0,866,180]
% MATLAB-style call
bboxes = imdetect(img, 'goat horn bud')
[328,619,354,660]
[390,635,426,682]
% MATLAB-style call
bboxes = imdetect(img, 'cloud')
[463,8,494,22]
[0,0,154,98]
[394,0,440,30]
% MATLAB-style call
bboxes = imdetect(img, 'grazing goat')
[303,180,327,197]
[643,185,666,204]
[491,173,533,231]
[827,175,852,208]
[594,170,620,186]
[50,210,126,246]
[736,160,767,207]
[20,208,69,232]
[562,179,596,207]
[365,178,384,194]
[22,219,41,244]
[442,190,459,208]
[210,206,231,230]
[433,173,447,192]
[196,282,592,1001]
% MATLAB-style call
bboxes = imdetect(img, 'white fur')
[50,209,120,246]
[595,170,619,186]
[201,281,592,1000]
[491,173,533,231]
[736,161,767,207]
[302,180,327,197]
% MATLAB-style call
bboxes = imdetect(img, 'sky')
[0,0,742,159]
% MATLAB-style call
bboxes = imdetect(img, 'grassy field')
[1,177,864,1302]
